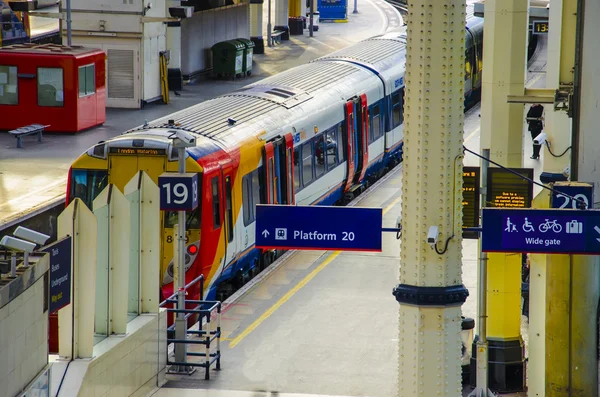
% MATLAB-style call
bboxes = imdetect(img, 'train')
[0,0,60,46]
[66,16,485,308]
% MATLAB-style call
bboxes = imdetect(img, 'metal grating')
[107,49,134,99]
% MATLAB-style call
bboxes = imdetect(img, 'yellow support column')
[394,0,468,395]
[478,0,528,391]
[289,0,301,18]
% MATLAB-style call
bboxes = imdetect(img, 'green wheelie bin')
[234,38,255,76]
[211,40,245,79]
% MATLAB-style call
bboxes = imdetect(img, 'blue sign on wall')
[42,236,72,314]
[255,205,383,251]
[551,183,594,210]
[158,173,199,211]
[482,208,600,254]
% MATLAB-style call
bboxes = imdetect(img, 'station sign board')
[255,205,382,252]
[42,236,72,314]
[158,173,199,211]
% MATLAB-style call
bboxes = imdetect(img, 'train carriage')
[66,17,485,320]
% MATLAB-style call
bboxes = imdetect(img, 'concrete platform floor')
[0,0,403,227]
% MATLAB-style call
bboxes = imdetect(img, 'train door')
[353,94,369,185]
[263,133,294,205]
[343,101,356,193]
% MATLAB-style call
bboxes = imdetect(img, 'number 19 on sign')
[158,173,199,211]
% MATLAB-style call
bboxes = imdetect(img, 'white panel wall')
[75,311,167,397]
[0,277,48,397]
[181,4,250,78]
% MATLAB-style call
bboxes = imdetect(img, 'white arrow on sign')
[595,226,600,242]
[262,230,270,238]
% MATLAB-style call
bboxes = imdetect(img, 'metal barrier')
[159,275,222,380]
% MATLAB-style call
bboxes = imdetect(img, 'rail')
[159,274,222,380]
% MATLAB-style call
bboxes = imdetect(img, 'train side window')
[0,65,18,105]
[301,141,314,186]
[314,134,326,178]
[225,176,233,242]
[37,67,64,107]
[242,174,252,225]
[371,103,381,142]
[336,125,346,163]
[294,147,301,192]
[252,168,261,218]
[325,129,338,171]
[211,177,221,229]
[78,64,96,97]
[70,169,108,210]
[392,91,402,128]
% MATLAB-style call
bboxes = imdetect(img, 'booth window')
[37,67,64,107]
[78,64,96,97]
[0,65,18,105]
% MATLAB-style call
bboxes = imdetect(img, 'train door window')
[78,64,96,97]
[370,103,382,142]
[287,148,293,202]
[242,173,252,225]
[392,91,402,128]
[225,176,233,242]
[301,141,314,186]
[37,67,64,107]
[211,177,221,229]
[268,158,275,203]
[336,125,346,163]
[325,129,338,171]
[294,147,301,192]
[252,168,261,218]
[314,134,326,178]
[0,65,18,105]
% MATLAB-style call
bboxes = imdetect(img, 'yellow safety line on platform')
[228,194,402,349]
[465,127,480,143]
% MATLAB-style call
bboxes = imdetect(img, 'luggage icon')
[566,220,583,234]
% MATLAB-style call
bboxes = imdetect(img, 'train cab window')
[0,65,18,105]
[78,64,96,97]
[293,147,301,192]
[301,141,314,186]
[314,134,326,178]
[70,169,108,210]
[37,67,64,107]
[392,91,402,128]
[225,176,233,242]
[325,129,338,171]
[465,47,473,81]
[211,177,221,229]
[370,104,382,142]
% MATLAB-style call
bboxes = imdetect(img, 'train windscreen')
[70,169,108,209]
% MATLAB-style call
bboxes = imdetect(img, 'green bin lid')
[211,40,244,51]
[235,38,255,48]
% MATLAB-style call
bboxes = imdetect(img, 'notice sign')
[487,168,533,209]
[462,166,480,239]
[42,236,72,313]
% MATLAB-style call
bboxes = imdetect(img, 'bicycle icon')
[539,219,562,233]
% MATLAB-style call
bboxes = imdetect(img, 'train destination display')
[486,168,533,209]
[462,166,480,238]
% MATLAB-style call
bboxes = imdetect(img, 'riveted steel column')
[477,0,528,391]
[394,1,468,396]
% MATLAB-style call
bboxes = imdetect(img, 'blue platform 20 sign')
[42,236,72,314]
[551,182,594,210]
[255,205,383,252]
[158,173,199,211]
[482,208,600,255]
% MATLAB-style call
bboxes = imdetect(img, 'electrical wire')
[544,140,572,158]
[463,146,588,209]
[434,235,453,255]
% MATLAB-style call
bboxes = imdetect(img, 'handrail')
[159,274,204,308]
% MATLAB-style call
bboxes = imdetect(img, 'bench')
[270,30,284,46]
[9,124,49,149]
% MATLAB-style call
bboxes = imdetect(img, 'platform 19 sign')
[42,236,72,314]
[159,173,199,211]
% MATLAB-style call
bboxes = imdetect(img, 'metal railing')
[159,275,222,380]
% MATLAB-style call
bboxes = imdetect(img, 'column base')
[251,36,265,54]
[167,68,183,92]
[469,336,526,393]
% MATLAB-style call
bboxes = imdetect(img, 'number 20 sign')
[158,173,199,211]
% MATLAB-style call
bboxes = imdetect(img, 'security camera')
[534,132,547,145]
[13,226,50,245]
[147,2,152,9]
[169,129,196,147]
[0,236,36,253]
[427,226,439,247]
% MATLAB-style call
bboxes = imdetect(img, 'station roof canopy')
[474,0,549,20]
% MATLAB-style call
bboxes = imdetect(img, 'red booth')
[0,43,106,133]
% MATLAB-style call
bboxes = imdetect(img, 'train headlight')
[162,240,200,286]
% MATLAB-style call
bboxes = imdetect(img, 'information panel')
[533,20,549,35]
[487,168,534,209]
[462,166,480,239]
[42,236,72,314]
